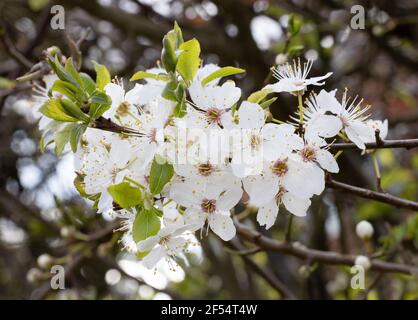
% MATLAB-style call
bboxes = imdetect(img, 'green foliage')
[130,71,169,82]
[247,89,272,104]
[40,98,80,122]
[176,38,201,81]
[93,62,111,90]
[108,182,142,209]
[201,66,245,86]
[132,208,161,242]
[161,22,184,73]
[149,156,174,195]
[287,15,302,37]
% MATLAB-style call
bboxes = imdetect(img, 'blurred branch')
[235,220,418,276]
[326,176,418,211]
[329,139,418,151]
[226,241,297,299]
[0,29,33,69]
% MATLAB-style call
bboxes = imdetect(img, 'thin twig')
[329,139,418,151]
[235,220,418,276]
[326,176,418,211]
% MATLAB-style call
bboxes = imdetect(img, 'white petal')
[345,123,366,150]
[282,193,310,217]
[137,235,159,252]
[316,149,339,173]
[141,246,166,269]
[169,181,204,207]
[306,114,342,138]
[315,89,342,115]
[208,213,236,241]
[238,101,265,129]
[257,200,279,229]
[242,174,279,207]
[217,182,243,211]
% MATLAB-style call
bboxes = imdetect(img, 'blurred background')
[0,0,418,300]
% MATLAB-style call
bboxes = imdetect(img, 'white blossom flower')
[186,81,241,129]
[169,180,242,241]
[363,119,388,143]
[264,59,332,95]
[83,137,134,212]
[304,89,371,149]
[104,82,142,128]
[111,209,138,253]
[243,158,315,228]
[137,224,198,269]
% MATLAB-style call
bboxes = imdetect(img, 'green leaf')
[173,82,186,117]
[65,58,82,86]
[80,73,96,96]
[130,71,169,82]
[288,15,302,36]
[176,38,201,81]
[149,156,174,195]
[132,208,161,243]
[69,123,87,152]
[60,99,90,122]
[108,182,142,208]
[48,56,77,86]
[88,103,111,119]
[93,62,111,90]
[201,66,245,86]
[161,22,184,73]
[247,89,272,104]
[51,80,79,101]
[40,98,79,122]
[260,97,278,109]
[0,77,16,90]
[90,90,111,105]
[53,123,76,155]
[161,80,178,102]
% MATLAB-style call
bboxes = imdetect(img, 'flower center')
[197,162,213,177]
[271,159,288,177]
[300,146,316,162]
[147,128,157,143]
[159,235,170,246]
[250,133,262,149]
[117,101,130,116]
[201,198,217,214]
[205,108,224,126]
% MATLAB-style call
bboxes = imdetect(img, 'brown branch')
[226,241,297,299]
[329,139,418,151]
[326,176,418,211]
[0,30,33,69]
[91,116,143,136]
[235,221,418,276]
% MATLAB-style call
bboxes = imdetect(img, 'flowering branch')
[329,138,418,151]
[326,176,418,211]
[235,221,418,276]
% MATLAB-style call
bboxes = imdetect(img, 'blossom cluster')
[31,25,388,270]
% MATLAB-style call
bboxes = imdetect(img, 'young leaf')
[161,80,179,102]
[51,80,79,101]
[65,57,82,87]
[149,157,174,195]
[80,73,96,96]
[93,62,111,90]
[40,98,79,122]
[69,123,88,152]
[107,182,142,208]
[247,89,272,104]
[201,66,245,86]
[260,97,278,109]
[176,38,201,81]
[88,103,111,119]
[53,123,76,155]
[132,208,161,243]
[60,99,90,122]
[130,71,169,82]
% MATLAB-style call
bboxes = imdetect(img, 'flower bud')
[354,255,371,271]
[356,220,374,240]
[37,254,53,269]
[275,53,287,66]
[26,268,43,283]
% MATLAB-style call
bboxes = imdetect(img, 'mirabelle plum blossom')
[186,81,241,129]
[170,180,242,241]
[303,89,371,149]
[137,224,199,269]
[28,28,392,272]
[264,59,332,95]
